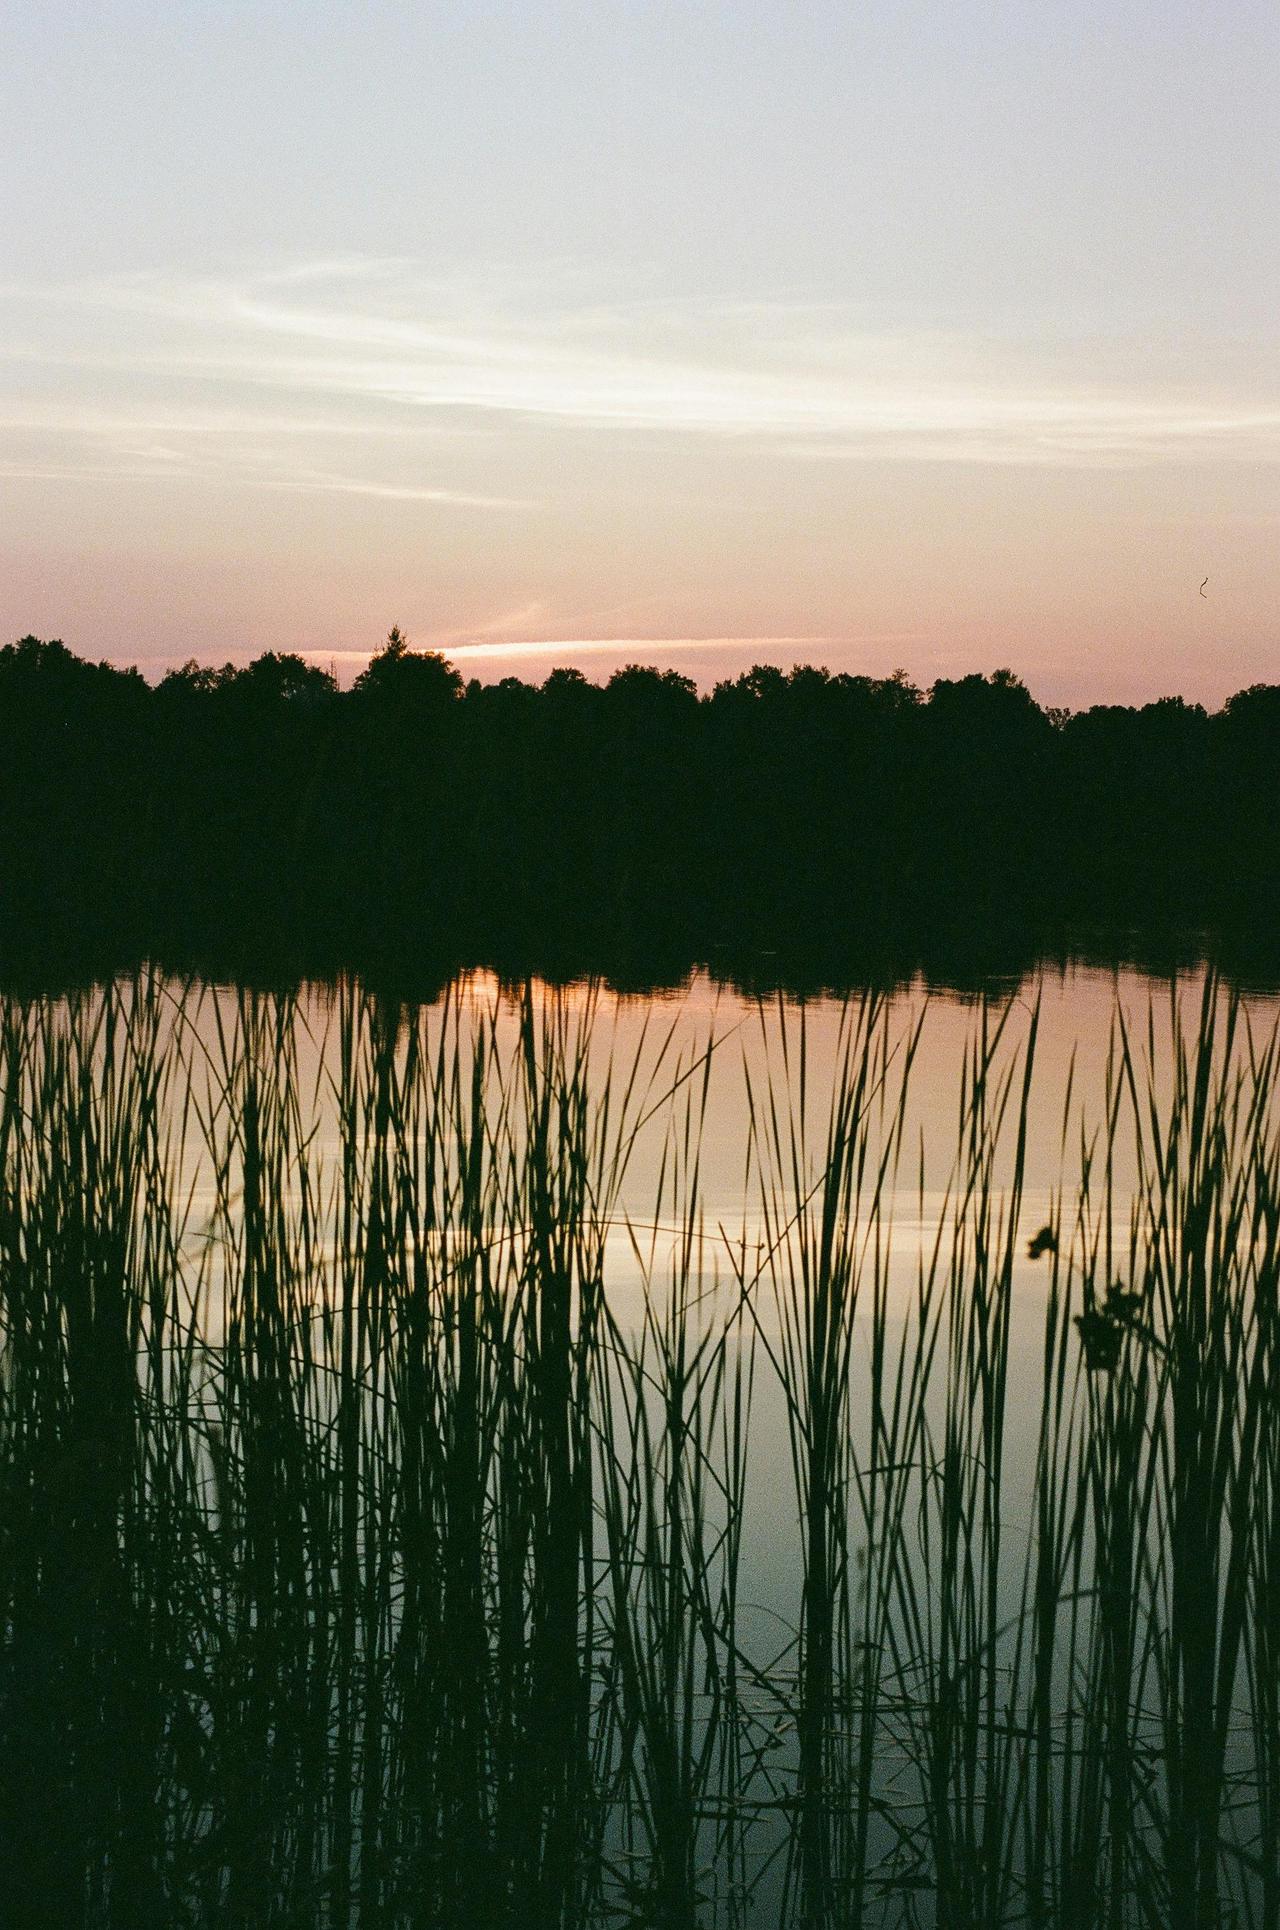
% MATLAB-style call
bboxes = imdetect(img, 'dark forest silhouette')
[3,628,1279,983]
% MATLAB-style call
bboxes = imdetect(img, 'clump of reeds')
[0,970,1276,1928]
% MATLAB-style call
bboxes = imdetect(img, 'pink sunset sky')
[3,3,1277,708]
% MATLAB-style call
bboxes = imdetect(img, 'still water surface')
[8,953,1280,1925]
[177,954,1277,1318]
[171,955,1278,1597]
[178,956,1280,1673]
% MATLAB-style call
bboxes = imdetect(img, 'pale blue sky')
[3,1,1278,701]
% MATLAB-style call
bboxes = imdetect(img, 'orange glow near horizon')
[3,11,1277,711]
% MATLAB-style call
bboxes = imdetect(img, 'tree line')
[3,628,1278,981]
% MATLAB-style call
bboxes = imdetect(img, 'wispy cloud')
[443,634,836,662]
[253,471,528,509]
[0,413,526,508]
[4,258,1279,475]
[291,632,922,671]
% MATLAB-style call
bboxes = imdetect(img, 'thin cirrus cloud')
[303,635,834,666]
[280,635,921,685]
[443,634,837,663]
[253,472,529,509]
[0,448,526,511]
[3,259,1279,490]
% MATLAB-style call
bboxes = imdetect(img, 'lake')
[1,956,1277,1927]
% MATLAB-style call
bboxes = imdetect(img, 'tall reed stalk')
[0,971,1277,1927]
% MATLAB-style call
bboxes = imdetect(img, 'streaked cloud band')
[4,260,1279,493]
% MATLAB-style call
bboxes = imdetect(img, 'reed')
[0,972,1276,1926]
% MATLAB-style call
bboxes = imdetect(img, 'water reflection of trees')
[3,981,1279,1926]
[3,629,1279,990]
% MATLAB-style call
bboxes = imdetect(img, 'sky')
[2,1,1277,707]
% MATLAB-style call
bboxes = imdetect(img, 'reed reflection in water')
[1,970,1278,1929]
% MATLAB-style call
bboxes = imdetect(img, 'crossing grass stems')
[0,974,1277,1927]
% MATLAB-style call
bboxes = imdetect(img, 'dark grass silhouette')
[1,975,1279,1925]
[3,631,1280,987]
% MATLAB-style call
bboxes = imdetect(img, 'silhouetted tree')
[3,631,1279,978]
[352,626,462,712]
